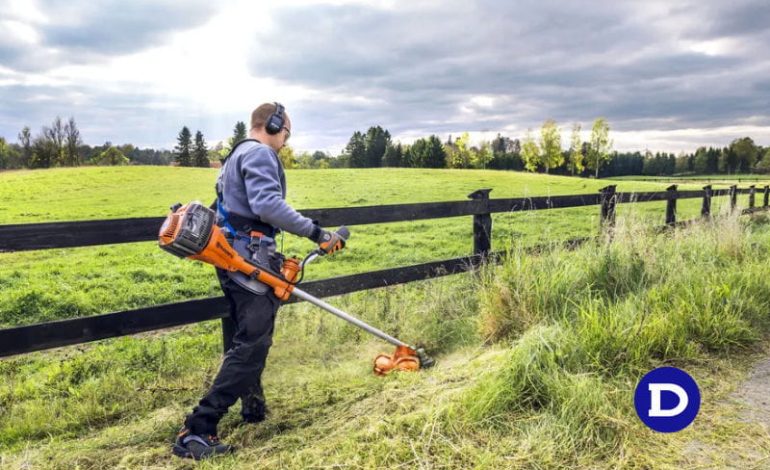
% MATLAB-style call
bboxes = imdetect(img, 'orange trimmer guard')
[373,345,421,376]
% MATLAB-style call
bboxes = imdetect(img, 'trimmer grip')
[337,226,350,240]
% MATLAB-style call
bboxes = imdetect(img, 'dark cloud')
[702,1,770,37]
[42,1,215,54]
[1,1,215,72]
[245,0,770,145]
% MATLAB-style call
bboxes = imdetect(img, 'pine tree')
[364,126,390,167]
[382,143,403,167]
[233,121,247,144]
[424,135,447,168]
[193,130,209,167]
[410,138,429,168]
[175,126,192,167]
[345,131,367,167]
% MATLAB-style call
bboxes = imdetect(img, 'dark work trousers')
[185,268,280,435]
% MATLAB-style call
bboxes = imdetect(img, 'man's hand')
[315,227,348,255]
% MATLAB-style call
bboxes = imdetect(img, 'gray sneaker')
[172,427,234,460]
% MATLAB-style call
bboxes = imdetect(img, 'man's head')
[249,102,291,152]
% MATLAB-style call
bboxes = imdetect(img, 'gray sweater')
[216,140,316,239]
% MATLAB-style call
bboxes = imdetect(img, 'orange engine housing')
[158,202,295,300]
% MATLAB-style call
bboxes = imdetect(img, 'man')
[173,102,346,460]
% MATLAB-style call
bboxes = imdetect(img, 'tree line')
[0,117,83,169]
[0,116,178,169]
[594,137,769,177]
[3,118,769,178]
[328,118,613,176]
[315,118,768,178]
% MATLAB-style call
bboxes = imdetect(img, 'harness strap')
[216,200,276,239]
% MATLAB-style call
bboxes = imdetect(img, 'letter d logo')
[648,383,688,417]
[635,367,700,432]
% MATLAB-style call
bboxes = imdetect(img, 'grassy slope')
[1,167,769,468]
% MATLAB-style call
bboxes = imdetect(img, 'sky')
[1,0,770,155]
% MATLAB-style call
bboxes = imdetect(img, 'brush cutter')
[158,201,435,375]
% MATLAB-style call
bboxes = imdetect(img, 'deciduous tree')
[539,119,563,173]
[567,123,584,175]
[446,132,473,169]
[64,117,81,166]
[96,146,129,166]
[473,142,493,169]
[521,130,540,172]
[587,118,612,178]
[729,137,758,173]
[17,126,32,168]
[278,145,296,169]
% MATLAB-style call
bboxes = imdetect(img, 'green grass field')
[0,167,752,328]
[1,167,769,469]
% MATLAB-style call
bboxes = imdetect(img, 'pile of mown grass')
[3,213,770,468]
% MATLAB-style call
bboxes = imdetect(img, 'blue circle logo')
[634,366,700,433]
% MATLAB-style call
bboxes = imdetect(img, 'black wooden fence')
[0,184,766,358]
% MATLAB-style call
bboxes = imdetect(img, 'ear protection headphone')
[265,102,285,135]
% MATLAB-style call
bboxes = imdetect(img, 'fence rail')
[0,184,767,358]
[1,187,757,253]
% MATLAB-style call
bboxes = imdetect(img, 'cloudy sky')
[2,0,769,154]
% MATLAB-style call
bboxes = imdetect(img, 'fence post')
[599,185,617,230]
[764,185,769,207]
[729,185,737,212]
[749,185,756,209]
[468,189,492,260]
[666,184,677,226]
[701,185,712,219]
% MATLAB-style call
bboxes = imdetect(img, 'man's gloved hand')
[313,227,347,255]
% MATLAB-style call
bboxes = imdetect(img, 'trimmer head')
[373,345,435,376]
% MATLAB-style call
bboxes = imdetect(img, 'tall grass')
[459,211,770,465]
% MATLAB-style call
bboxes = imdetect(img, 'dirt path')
[734,353,770,430]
